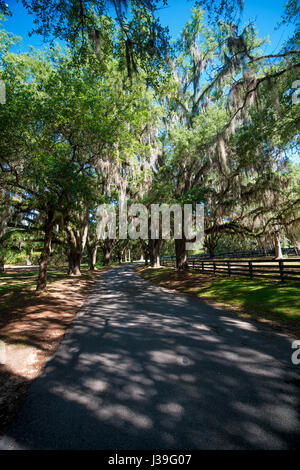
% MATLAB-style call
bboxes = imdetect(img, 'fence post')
[249,261,253,279]
[193,259,195,270]
[227,261,231,277]
[202,261,204,273]
[279,260,285,282]
[213,261,216,274]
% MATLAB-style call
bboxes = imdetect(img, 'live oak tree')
[0,29,151,286]
[0,47,96,288]
[154,6,299,266]
[0,3,299,281]
[219,57,300,257]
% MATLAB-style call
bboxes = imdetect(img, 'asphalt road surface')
[1,264,299,449]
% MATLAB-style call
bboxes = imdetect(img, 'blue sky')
[3,0,295,55]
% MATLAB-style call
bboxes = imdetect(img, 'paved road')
[1,264,300,449]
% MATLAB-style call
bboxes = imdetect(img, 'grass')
[137,266,300,336]
[0,266,98,313]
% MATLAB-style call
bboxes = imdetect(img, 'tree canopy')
[0,2,299,285]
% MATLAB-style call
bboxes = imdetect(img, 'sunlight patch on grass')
[191,279,300,319]
[0,267,97,312]
[137,266,300,334]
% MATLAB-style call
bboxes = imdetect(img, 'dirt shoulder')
[0,266,110,436]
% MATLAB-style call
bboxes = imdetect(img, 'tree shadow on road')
[1,266,300,450]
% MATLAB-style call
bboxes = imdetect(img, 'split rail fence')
[161,257,300,282]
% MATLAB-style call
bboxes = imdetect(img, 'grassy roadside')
[0,267,71,312]
[135,265,300,337]
[0,264,109,313]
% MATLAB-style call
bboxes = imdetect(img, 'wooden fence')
[161,257,300,282]
[166,246,299,261]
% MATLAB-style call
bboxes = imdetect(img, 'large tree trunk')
[140,241,150,266]
[115,242,126,265]
[149,239,162,268]
[87,243,97,271]
[100,240,115,266]
[207,245,215,258]
[103,249,111,266]
[0,258,5,273]
[175,237,188,270]
[66,216,89,276]
[68,250,82,275]
[274,232,283,259]
[204,234,218,259]
[36,213,54,291]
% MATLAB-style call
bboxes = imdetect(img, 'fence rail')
[161,257,300,282]
[162,246,299,261]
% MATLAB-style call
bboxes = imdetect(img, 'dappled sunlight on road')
[1,264,300,450]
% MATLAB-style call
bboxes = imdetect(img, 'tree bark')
[0,258,4,273]
[140,240,150,266]
[36,213,55,291]
[103,249,111,266]
[175,237,188,270]
[87,242,97,271]
[65,214,89,276]
[114,241,127,265]
[100,239,115,266]
[68,250,82,275]
[204,234,218,259]
[207,245,215,258]
[149,239,162,268]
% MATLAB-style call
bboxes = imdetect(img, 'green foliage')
[20,0,171,82]
[140,266,300,333]
[0,3,299,275]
